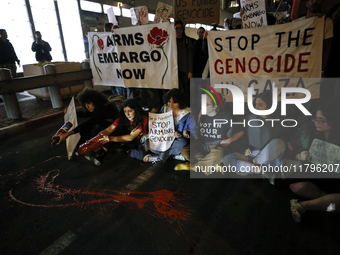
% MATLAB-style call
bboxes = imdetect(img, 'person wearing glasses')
[287,104,340,162]
[286,104,340,222]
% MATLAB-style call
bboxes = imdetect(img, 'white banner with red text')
[207,17,324,101]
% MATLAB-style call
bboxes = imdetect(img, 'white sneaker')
[173,154,186,161]
[85,155,101,166]
[143,154,162,164]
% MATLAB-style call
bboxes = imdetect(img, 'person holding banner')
[98,99,149,162]
[143,89,190,163]
[294,0,334,78]
[222,92,286,178]
[55,88,119,151]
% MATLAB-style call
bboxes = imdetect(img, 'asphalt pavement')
[1,96,340,254]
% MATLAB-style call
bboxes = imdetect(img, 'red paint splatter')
[14,156,65,178]
[9,170,191,224]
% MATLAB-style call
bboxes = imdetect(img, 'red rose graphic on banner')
[97,38,104,51]
[147,27,169,45]
[148,27,169,85]
[90,34,103,80]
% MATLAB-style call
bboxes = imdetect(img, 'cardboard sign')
[149,111,175,152]
[240,0,268,28]
[88,22,178,90]
[131,6,149,25]
[64,97,81,159]
[174,0,220,24]
[154,2,172,23]
[107,7,118,26]
[308,139,340,172]
[207,17,324,101]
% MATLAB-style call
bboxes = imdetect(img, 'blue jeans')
[111,86,133,99]
[145,137,188,161]
[223,139,286,173]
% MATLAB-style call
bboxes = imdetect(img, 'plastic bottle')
[51,121,73,146]
[77,134,106,155]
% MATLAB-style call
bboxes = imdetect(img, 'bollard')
[44,64,63,109]
[0,68,22,120]
[80,61,93,88]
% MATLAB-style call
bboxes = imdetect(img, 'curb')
[0,111,64,140]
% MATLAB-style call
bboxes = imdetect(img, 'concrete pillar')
[44,64,63,108]
[80,61,93,88]
[0,68,22,120]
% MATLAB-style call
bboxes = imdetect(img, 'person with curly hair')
[56,88,118,147]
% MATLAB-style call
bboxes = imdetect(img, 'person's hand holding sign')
[183,129,190,139]
[296,151,309,161]
[174,131,180,139]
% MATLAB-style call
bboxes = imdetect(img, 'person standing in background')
[175,20,193,102]
[0,29,20,78]
[31,31,52,63]
[193,27,208,78]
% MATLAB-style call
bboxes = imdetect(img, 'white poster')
[240,0,268,28]
[207,17,324,101]
[154,2,172,23]
[149,111,175,152]
[107,7,118,26]
[64,97,81,159]
[130,6,149,25]
[308,139,340,172]
[88,22,178,90]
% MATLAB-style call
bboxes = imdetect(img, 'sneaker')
[174,162,191,170]
[143,154,162,163]
[84,149,105,166]
[84,155,101,166]
[173,154,186,161]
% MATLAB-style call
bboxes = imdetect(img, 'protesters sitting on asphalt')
[143,88,190,163]
[55,88,119,151]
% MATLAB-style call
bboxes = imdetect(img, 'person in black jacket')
[0,29,20,78]
[56,88,119,146]
[175,20,193,100]
[31,31,52,63]
[193,27,208,78]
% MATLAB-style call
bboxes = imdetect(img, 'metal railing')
[0,62,93,120]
